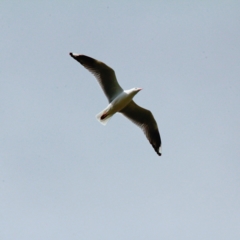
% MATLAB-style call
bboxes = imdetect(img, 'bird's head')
[133,87,142,95]
[125,87,142,98]
[134,87,142,92]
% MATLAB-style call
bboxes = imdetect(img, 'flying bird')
[69,53,162,156]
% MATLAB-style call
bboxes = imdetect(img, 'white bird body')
[69,53,162,156]
[96,88,142,125]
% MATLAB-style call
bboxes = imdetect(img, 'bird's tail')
[96,108,113,125]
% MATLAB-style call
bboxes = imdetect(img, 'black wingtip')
[152,143,162,156]
[69,52,76,59]
[69,52,82,63]
[156,151,162,156]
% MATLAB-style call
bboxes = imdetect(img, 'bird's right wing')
[70,53,123,102]
[120,101,162,156]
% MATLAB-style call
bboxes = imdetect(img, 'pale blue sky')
[1,1,240,239]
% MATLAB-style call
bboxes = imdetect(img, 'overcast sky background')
[1,1,240,239]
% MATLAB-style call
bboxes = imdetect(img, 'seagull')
[69,53,162,156]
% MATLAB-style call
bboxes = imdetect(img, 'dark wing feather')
[70,53,123,102]
[120,101,162,156]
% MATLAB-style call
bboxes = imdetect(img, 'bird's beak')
[138,88,143,91]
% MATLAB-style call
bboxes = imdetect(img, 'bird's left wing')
[69,53,123,102]
[120,101,162,156]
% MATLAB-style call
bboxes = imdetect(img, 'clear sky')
[1,1,240,239]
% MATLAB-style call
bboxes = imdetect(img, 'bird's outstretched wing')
[70,53,123,102]
[120,101,162,156]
